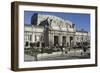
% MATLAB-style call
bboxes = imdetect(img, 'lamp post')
[81,28,84,54]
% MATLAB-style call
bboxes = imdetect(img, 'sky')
[24,11,90,32]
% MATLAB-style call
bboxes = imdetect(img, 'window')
[25,41,29,46]
[30,35,32,41]
[70,25,72,28]
[28,35,30,41]
[40,36,43,41]
[77,37,78,40]
[35,35,36,41]
[62,36,66,44]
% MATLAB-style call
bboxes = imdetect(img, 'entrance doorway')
[62,36,66,46]
[54,36,59,46]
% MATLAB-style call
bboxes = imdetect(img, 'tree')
[30,42,39,61]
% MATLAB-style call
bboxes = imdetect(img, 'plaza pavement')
[24,49,90,61]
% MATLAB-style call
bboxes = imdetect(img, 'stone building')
[24,13,90,48]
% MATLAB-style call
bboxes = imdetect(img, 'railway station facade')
[24,13,90,48]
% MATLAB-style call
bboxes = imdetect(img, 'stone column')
[59,35,62,46]
[32,32,35,43]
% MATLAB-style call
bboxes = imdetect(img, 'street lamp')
[81,28,84,54]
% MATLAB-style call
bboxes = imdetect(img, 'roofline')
[76,30,89,33]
